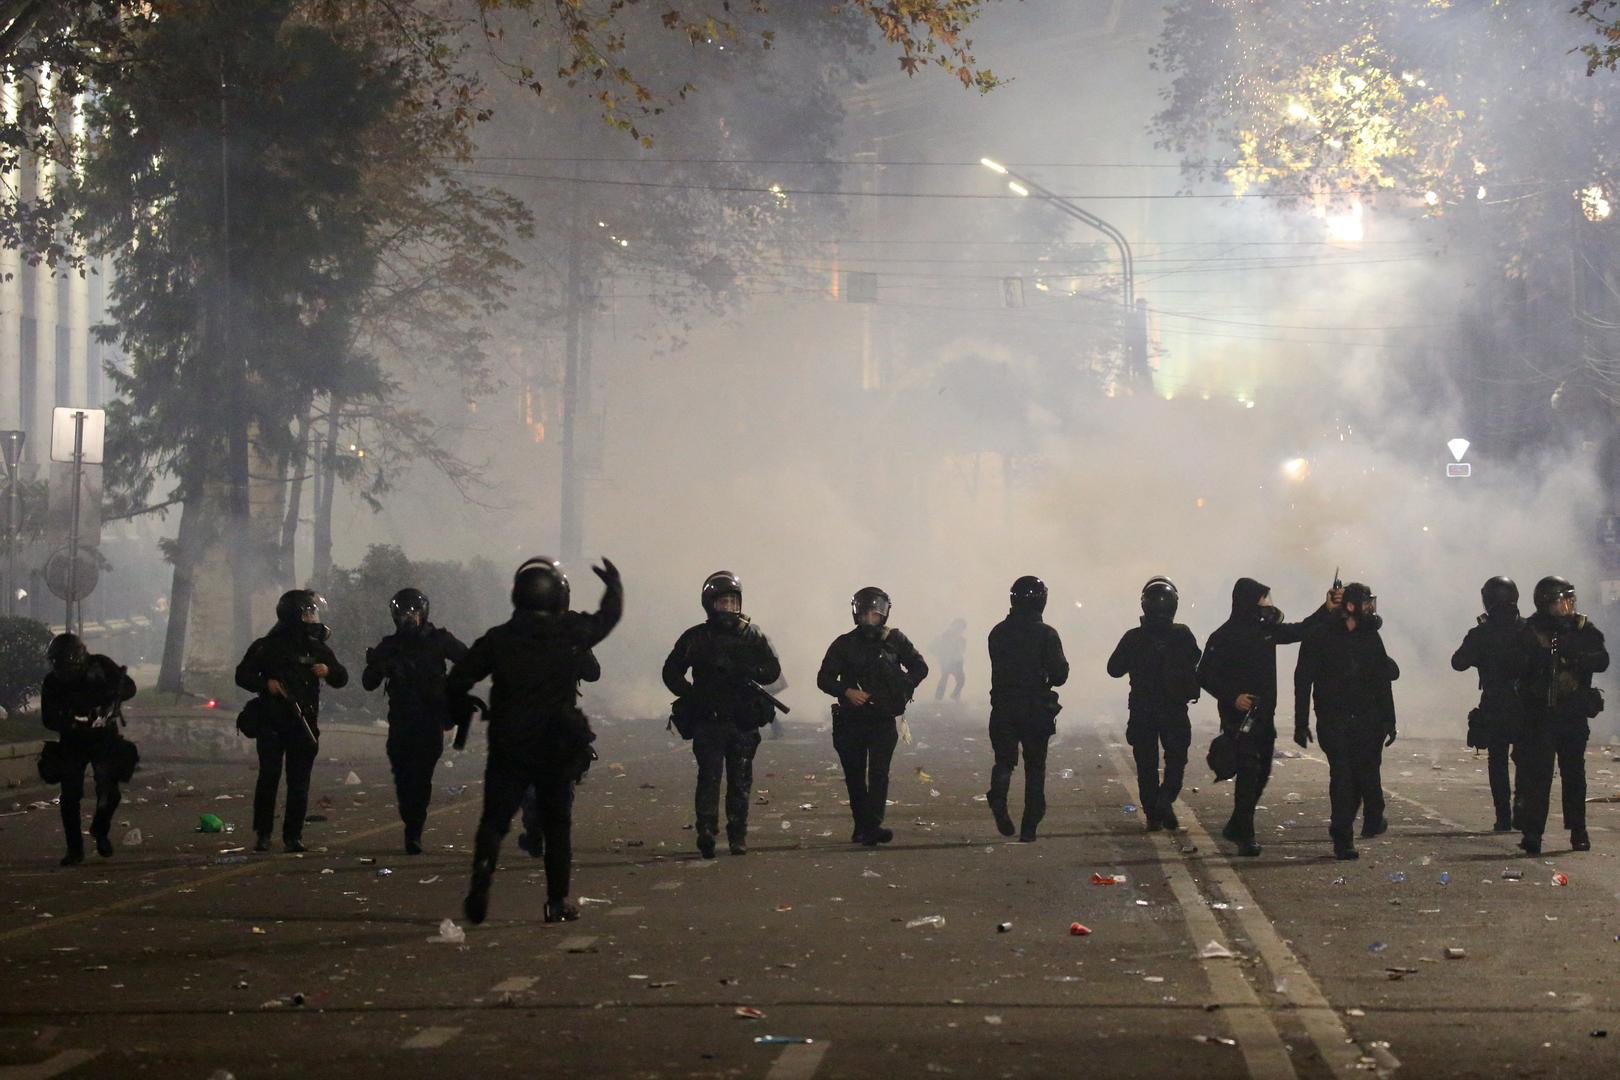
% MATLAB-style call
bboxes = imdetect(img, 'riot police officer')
[448,556,622,925]
[39,634,137,865]
[361,588,469,854]
[988,576,1069,841]
[663,571,783,857]
[816,587,928,846]
[1107,577,1200,832]
[1515,576,1608,855]
[1294,582,1399,860]
[236,590,348,853]
[1198,578,1334,857]
[1451,577,1527,832]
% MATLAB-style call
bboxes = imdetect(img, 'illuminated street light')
[1578,183,1612,222]
[1007,180,1029,197]
[980,157,1007,174]
[1282,457,1310,482]
[1424,190,1440,206]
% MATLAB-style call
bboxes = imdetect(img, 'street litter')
[1439,872,1450,885]
[418,875,440,884]
[344,771,361,785]
[1445,947,1466,959]
[444,785,467,796]
[1389,872,1406,883]
[216,854,247,865]
[1368,942,1388,954]
[1195,1035,1237,1047]
[996,922,1013,933]
[430,918,465,944]
[1058,769,1074,779]
[753,1036,814,1045]
[1069,922,1092,936]
[735,1007,766,1020]
[1091,873,1126,885]
[1199,941,1234,960]
[1331,876,1347,886]
[1501,869,1523,881]
[1385,967,1418,980]
[1552,871,1569,886]
[375,868,392,877]
[122,828,143,846]
[905,915,946,930]
[862,869,882,879]
[1123,804,1137,813]
[1284,792,1302,803]
[578,897,612,905]
[983,1015,1003,1026]
[197,813,225,833]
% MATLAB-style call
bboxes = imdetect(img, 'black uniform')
[1107,619,1200,829]
[447,573,622,913]
[986,608,1069,840]
[1452,612,1527,830]
[663,616,782,850]
[1515,612,1608,847]
[41,655,137,861]
[817,627,927,842]
[1294,618,1398,852]
[1197,578,1327,849]
[519,649,601,857]
[235,621,348,847]
[361,623,469,850]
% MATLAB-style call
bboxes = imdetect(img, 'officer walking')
[1198,578,1334,856]
[817,587,928,846]
[1451,577,1527,832]
[662,571,783,858]
[987,576,1069,842]
[1293,582,1399,860]
[361,588,469,854]
[1515,576,1608,855]
[1107,577,1200,832]
[236,590,348,853]
[39,634,137,865]
[931,618,968,703]
[448,556,622,925]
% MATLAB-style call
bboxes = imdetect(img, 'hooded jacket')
[1197,577,1327,731]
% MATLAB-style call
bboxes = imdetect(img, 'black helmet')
[47,632,88,673]
[851,586,891,626]
[389,587,429,629]
[513,557,569,613]
[1533,575,1576,617]
[276,589,322,625]
[1010,575,1048,614]
[1141,578,1178,621]
[1481,576,1518,612]
[701,570,742,615]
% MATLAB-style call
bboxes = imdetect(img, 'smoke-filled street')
[3,709,1619,1079]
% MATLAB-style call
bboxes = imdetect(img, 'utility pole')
[1,430,22,618]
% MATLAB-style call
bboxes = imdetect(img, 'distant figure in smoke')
[931,618,968,702]
[1107,577,1200,833]
[663,571,783,858]
[1513,576,1607,856]
[361,588,468,855]
[987,576,1069,842]
[39,633,137,866]
[817,587,928,846]
[1451,577,1527,833]
[1198,578,1336,857]
[1294,582,1399,860]
[448,556,621,925]
[236,590,348,854]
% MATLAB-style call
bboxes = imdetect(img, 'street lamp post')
[981,158,1149,384]
[0,430,23,619]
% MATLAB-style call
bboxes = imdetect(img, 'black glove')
[1293,723,1313,748]
[593,557,621,588]
[1383,727,1397,748]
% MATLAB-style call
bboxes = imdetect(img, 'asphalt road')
[2,707,1619,1080]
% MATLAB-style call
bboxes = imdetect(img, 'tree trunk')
[278,411,311,587]
[312,397,340,591]
[158,490,207,694]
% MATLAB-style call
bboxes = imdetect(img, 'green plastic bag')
[197,813,225,833]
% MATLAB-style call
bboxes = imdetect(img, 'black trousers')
[1486,732,1517,828]
[833,715,899,835]
[474,755,575,901]
[1317,718,1386,845]
[934,662,965,701]
[1126,713,1190,822]
[987,716,1052,834]
[692,723,762,841]
[59,750,121,853]
[1517,717,1588,839]
[1224,724,1274,842]
[388,739,441,841]
[254,726,317,842]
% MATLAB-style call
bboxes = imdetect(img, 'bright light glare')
[1282,457,1310,481]
[980,157,1007,174]
[1424,190,1439,206]
[1578,183,1612,222]
[1285,102,1310,121]
[1326,199,1363,243]
[1007,181,1029,197]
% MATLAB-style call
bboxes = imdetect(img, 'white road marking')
[0,1049,101,1080]
[765,1042,828,1080]
[401,1026,461,1050]
[608,905,644,917]
[490,976,537,994]
[556,934,598,952]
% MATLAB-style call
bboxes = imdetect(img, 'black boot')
[1334,843,1360,861]
[988,797,1016,837]
[93,833,114,858]
[1492,819,1513,833]
[1159,804,1180,831]
[59,847,84,867]
[405,833,423,856]
[254,834,272,852]
[1517,834,1541,856]
[1360,818,1388,839]
[870,827,894,844]
[696,833,716,859]
[1236,840,1263,857]
[464,861,493,925]
[544,897,580,923]
[1571,829,1591,852]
